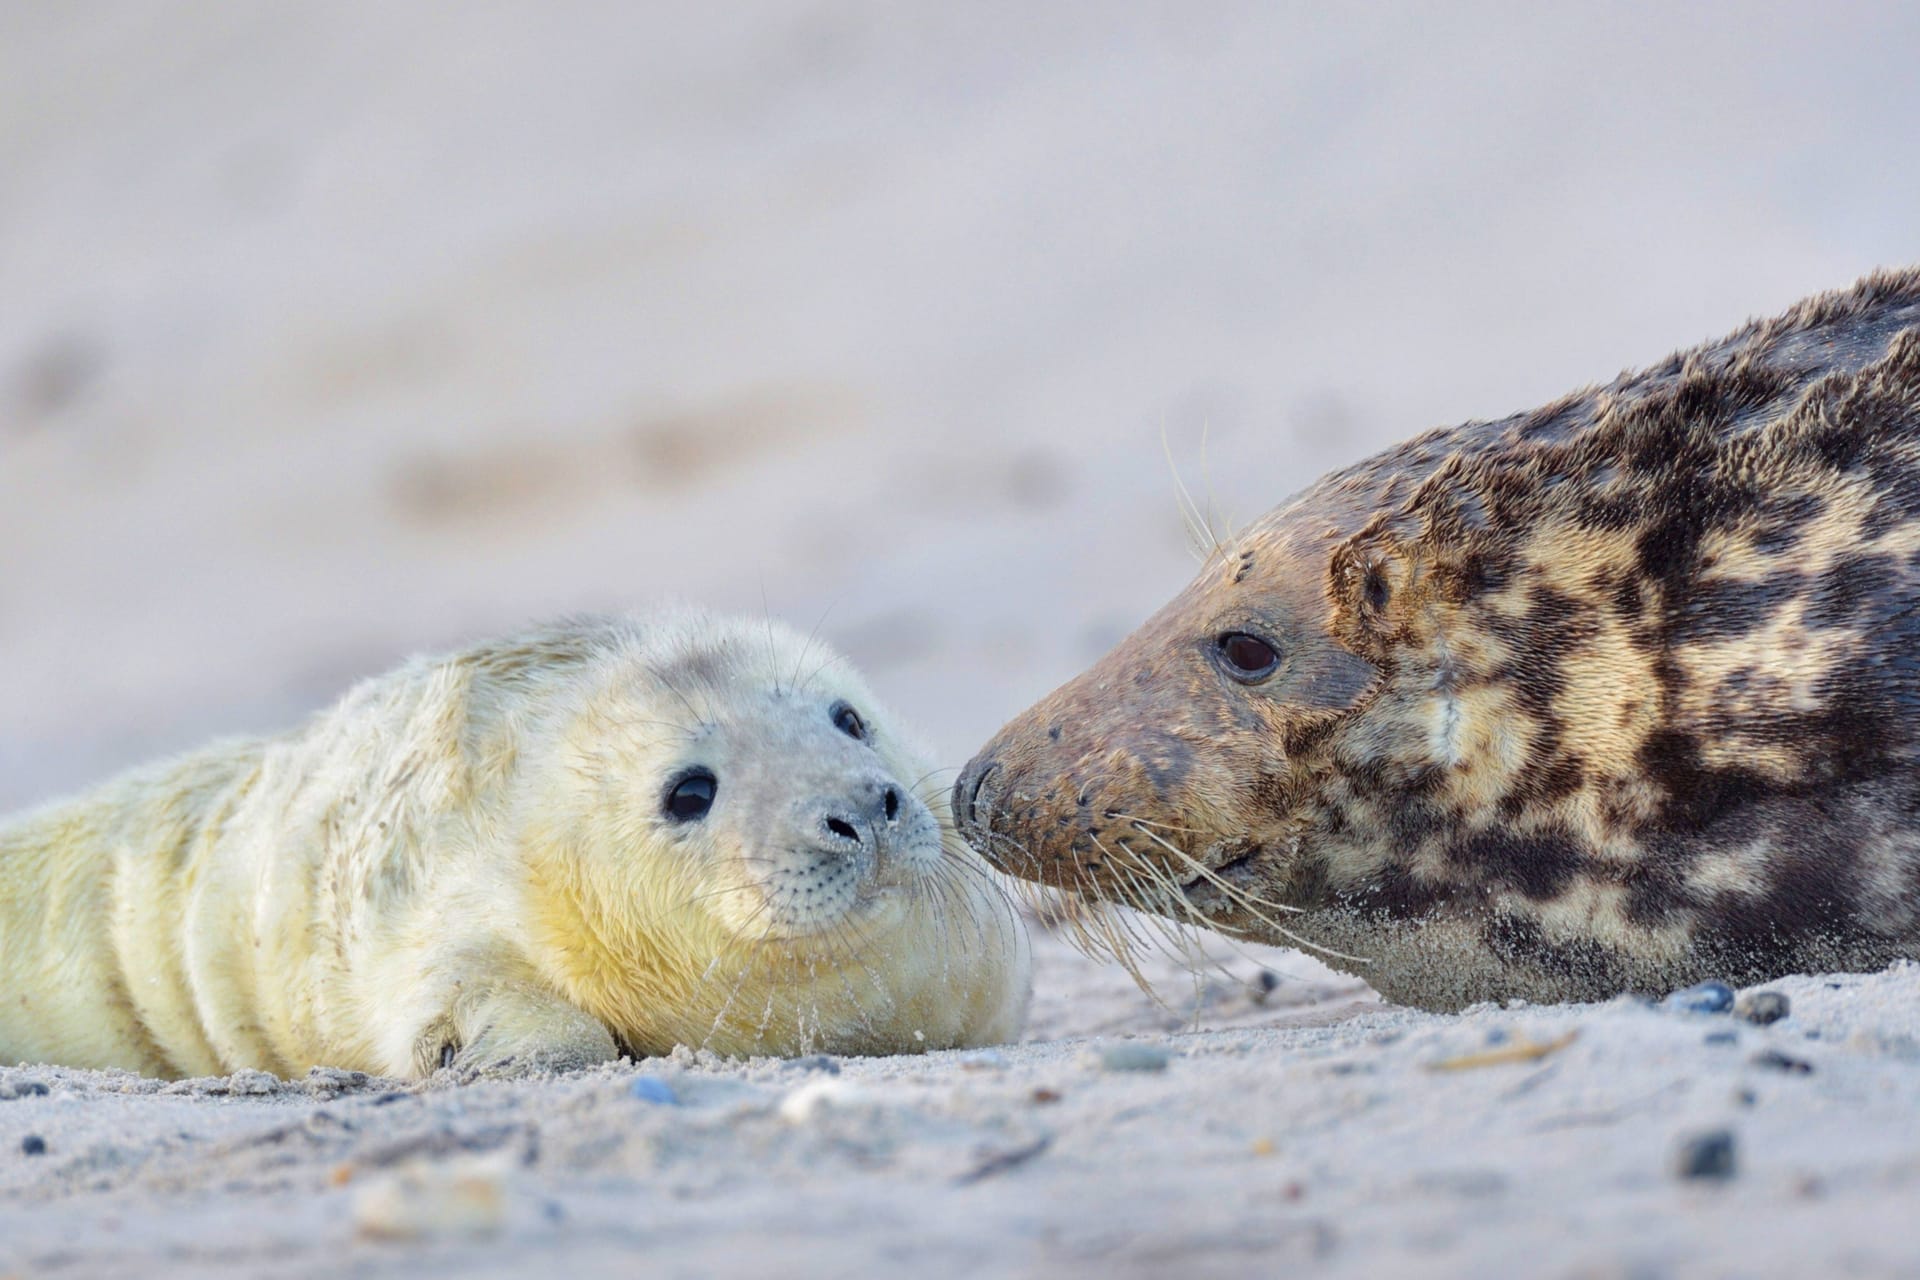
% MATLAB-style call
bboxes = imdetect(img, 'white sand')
[5,4,1920,1276]
[3,934,1918,1277]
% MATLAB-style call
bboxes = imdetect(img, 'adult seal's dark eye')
[1215,632,1281,681]
[831,701,867,740]
[664,770,717,822]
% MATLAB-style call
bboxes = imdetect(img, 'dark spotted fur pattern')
[956,269,1920,1010]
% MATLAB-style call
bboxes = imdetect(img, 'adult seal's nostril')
[952,758,1000,839]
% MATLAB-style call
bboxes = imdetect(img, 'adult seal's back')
[957,268,1920,1011]
[0,610,1029,1078]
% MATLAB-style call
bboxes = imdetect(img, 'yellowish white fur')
[0,610,1030,1079]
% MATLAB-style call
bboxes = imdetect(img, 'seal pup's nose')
[818,779,906,852]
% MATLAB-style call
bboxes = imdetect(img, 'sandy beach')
[5,933,1920,1277]
[5,4,1920,1276]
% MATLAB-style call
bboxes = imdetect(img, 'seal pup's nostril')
[882,786,900,822]
[824,815,860,843]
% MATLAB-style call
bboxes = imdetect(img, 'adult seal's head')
[957,268,1920,1010]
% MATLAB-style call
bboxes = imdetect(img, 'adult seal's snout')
[968,267,1920,1012]
[952,757,996,840]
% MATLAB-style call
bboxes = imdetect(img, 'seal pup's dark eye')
[831,701,867,740]
[1215,632,1281,681]
[664,770,717,822]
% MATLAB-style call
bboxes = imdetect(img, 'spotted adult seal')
[957,268,1920,1010]
[0,610,1029,1079]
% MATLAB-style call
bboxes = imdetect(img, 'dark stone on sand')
[1735,991,1790,1025]
[1751,1049,1813,1075]
[1663,982,1735,1015]
[1674,1130,1737,1181]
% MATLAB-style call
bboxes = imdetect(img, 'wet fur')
[960,268,1920,1010]
[0,611,1029,1078]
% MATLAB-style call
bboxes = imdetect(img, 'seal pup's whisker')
[759,580,783,697]
[786,598,840,697]
[816,916,891,1042]
[642,660,714,734]
[929,851,994,962]
[702,929,774,1050]
[680,883,762,909]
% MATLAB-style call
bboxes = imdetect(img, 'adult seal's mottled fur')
[0,611,1029,1079]
[956,268,1920,1011]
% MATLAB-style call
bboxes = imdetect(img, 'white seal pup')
[0,610,1030,1079]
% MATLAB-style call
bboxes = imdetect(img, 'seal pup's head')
[515,609,1029,1057]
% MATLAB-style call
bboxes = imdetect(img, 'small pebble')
[1662,981,1735,1015]
[1090,1043,1172,1073]
[957,1049,1009,1072]
[1735,991,1791,1025]
[1674,1130,1737,1181]
[778,1078,877,1124]
[1703,1029,1739,1047]
[353,1158,507,1241]
[20,1134,46,1157]
[788,1055,841,1076]
[1031,1088,1062,1105]
[0,1081,49,1100]
[1250,970,1281,1006]
[628,1077,679,1106]
[224,1068,280,1096]
[1751,1049,1813,1075]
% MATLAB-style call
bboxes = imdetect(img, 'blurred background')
[3,2,1917,811]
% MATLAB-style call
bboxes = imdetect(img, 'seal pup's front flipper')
[414,976,621,1079]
